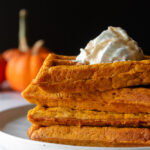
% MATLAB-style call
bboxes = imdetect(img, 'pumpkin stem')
[32,40,44,55]
[18,9,29,52]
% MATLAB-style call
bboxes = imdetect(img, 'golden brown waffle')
[22,85,150,113]
[22,53,150,97]
[28,124,150,147]
[28,106,150,127]
[33,54,150,93]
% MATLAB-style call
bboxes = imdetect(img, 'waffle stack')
[22,53,150,147]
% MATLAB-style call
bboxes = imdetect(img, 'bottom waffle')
[28,124,150,147]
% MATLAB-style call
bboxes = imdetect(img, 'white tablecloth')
[0,82,29,112]
[0,92,28,112]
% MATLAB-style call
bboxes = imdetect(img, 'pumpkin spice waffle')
[31,54,150,94]
[28,106,150,127]
[28,124,150,147]
[23,83,150,113]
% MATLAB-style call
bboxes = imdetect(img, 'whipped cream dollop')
[76,26,144,64]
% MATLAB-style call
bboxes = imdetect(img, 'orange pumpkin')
[2,9,49,62]
[6,40,49,91]
[0,55,6,84]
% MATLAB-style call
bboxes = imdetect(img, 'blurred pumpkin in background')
[5,9,50,91]
[0,55,6,84]
[6,40,47,91]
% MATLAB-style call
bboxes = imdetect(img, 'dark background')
[0,0,150,55]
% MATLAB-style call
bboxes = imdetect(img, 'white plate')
[0,105,150,150]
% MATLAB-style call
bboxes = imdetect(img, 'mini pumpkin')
[6,40,48,91]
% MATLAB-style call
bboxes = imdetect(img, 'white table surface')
[0,82,29,112]
[0,91,29,111]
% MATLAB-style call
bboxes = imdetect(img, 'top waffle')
[32,53,150,93]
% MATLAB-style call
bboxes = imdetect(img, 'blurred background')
[0,0,150,56]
